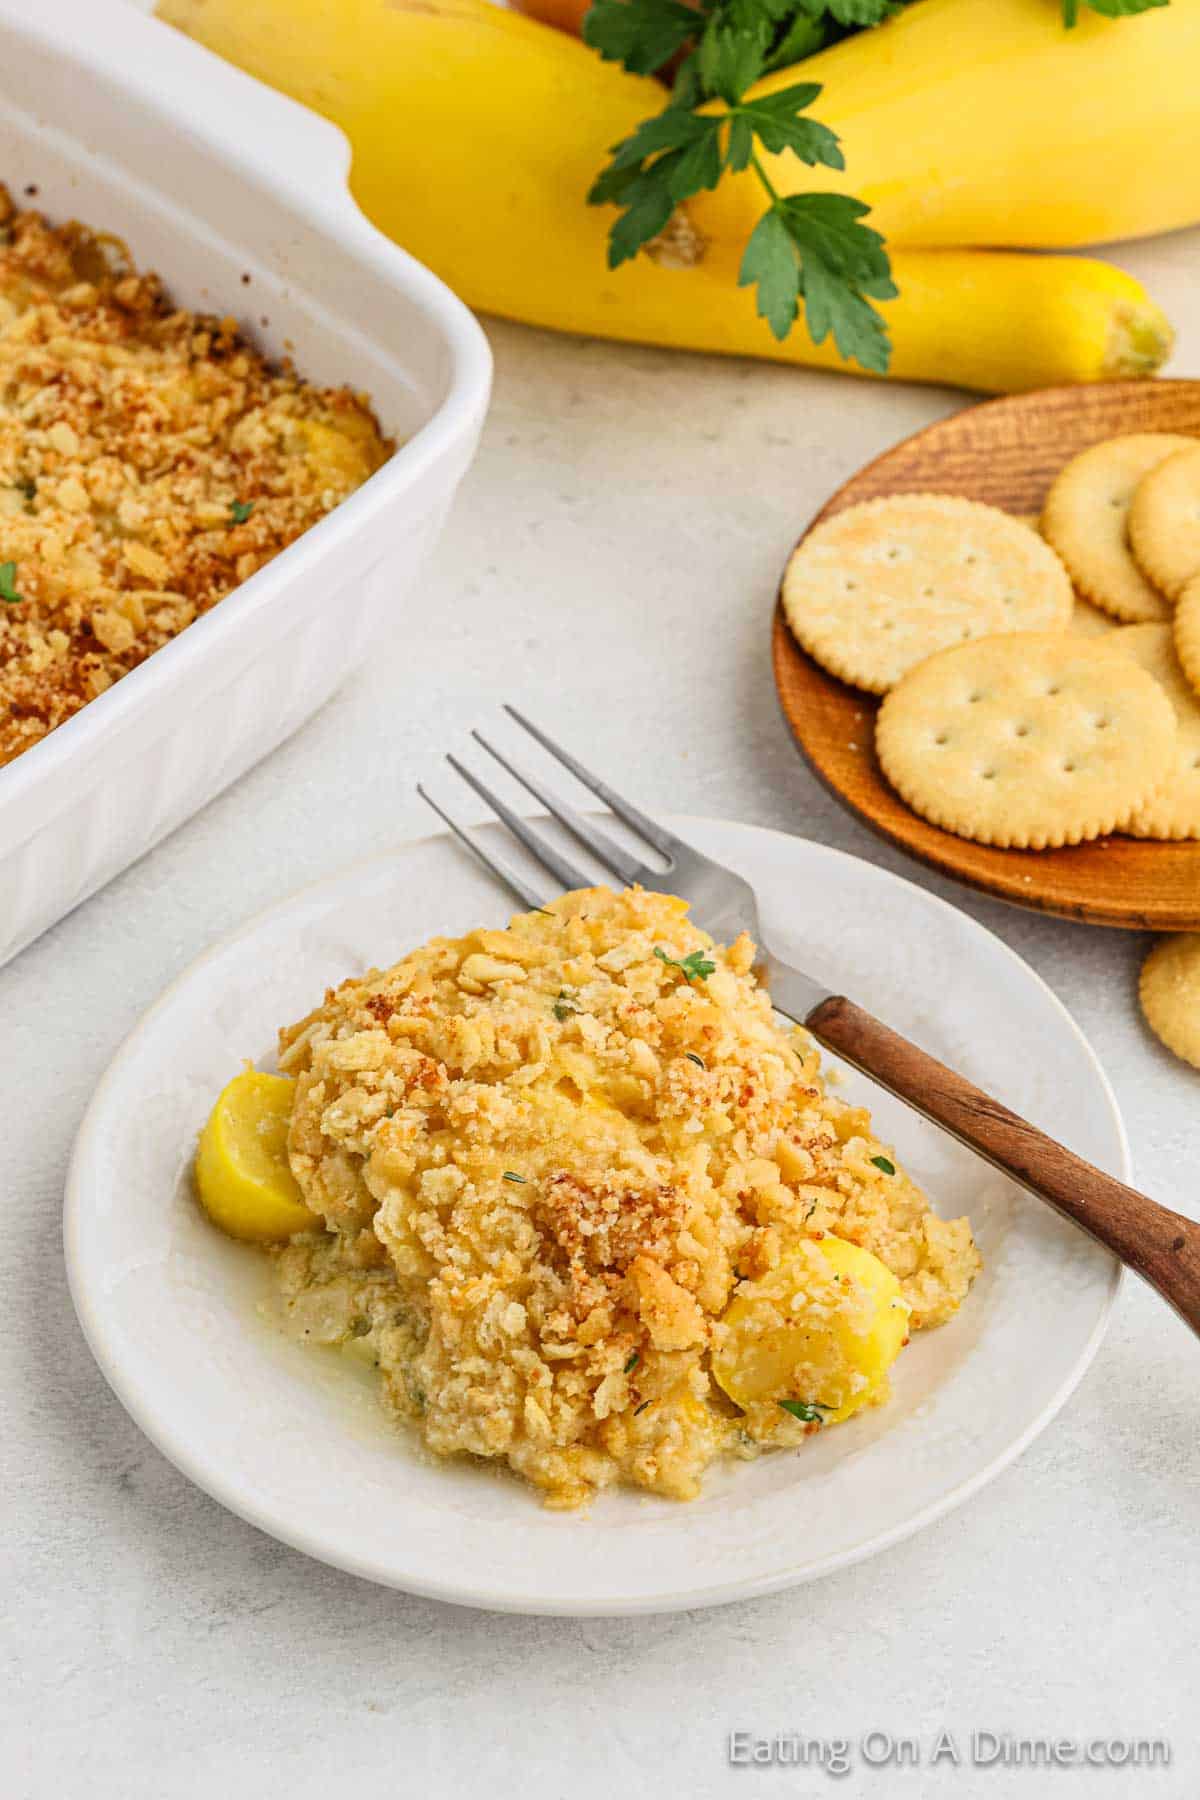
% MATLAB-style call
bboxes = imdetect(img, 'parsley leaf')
[685,1051,707,1069]
[591,109,727,265]
[822,0,902,23]
[763,11,827,72]
[502,1171,528,1185]
[583,0,699,74]
[739,207,801,341]
[871,1154,896,1175]
[1063,0,1166,21]
[604,166,680,268]
[229,500,255,525]
[778,1398,830,1422]
[725,111,756,172]
[735,83,842,166]
[0,561,22,604]
[698,17,769,104]
[602,108,721,177]
[624,1351,641,1373]
[553,992,578,1022]
[741,192,893,368]
[654,945,717,982]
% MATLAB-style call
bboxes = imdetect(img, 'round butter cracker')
[1174,573,1200,698]
[1041,434,1193,623]
[1129,443,1200,599]
[1105,624,1200,839]
[875,631,1177,850]
[1013,510,1113,637]
[1140,934,1200,1070]
[781,494,1074,695]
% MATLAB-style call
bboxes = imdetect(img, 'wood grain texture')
[773,379,1200,929]
[807,994,1200,1336]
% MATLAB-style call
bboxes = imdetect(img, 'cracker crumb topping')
[273,887,980,1507]
[0,186,391,767]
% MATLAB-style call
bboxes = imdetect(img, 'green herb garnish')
[583,0,1162,368]
[634,1399,651,1415]
[553,991,578,1021]
[624,1350,641,1373]
[229,499,255,525]
[778,1398,829,1423]
[0,561,22,604]
[503,1171,528,1184]
[871,1154,896,1176]
[654,946,716,983]
[1062,0,1165,24]
[585,0,898,370]
[685,1051,706,1069]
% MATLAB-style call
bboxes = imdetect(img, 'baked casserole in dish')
[0,187,391,768]
[0,0,490,968]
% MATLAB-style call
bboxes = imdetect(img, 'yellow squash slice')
[195,1070,317,1242]
[713,1235,910,1427]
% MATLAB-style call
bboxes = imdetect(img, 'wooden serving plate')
[773,379,1200,930]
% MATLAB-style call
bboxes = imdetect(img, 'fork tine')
[504,705,679,862]
[417,784,552,912]
[445,755,595,896]
[471,729,646,887]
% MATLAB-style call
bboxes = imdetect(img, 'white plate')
[65,819,1123,1615]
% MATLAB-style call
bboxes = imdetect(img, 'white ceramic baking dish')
[0,0,492,969]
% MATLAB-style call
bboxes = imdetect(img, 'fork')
[419,707,1200,1337]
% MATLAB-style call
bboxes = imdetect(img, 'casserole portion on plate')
[197,885,981,1509]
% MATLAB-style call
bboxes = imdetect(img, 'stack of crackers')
[781,433,1200,1074]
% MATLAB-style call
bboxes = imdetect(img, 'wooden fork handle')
[806,994,1200,1337]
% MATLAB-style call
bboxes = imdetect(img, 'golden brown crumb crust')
[0,184,391,767]
[274,887,980,1508]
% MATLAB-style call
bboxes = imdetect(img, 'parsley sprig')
[585,0,899,370]
[1062,0,1166,23]
[584,0,1167,370]
[654,945,717,982]
[778,1398,830,1423]
[0,561,22,604]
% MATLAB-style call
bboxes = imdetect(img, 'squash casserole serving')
[196,887,981,1508]
[0,185,391,768]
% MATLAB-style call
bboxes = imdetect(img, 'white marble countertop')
[6,219,1200,1796]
